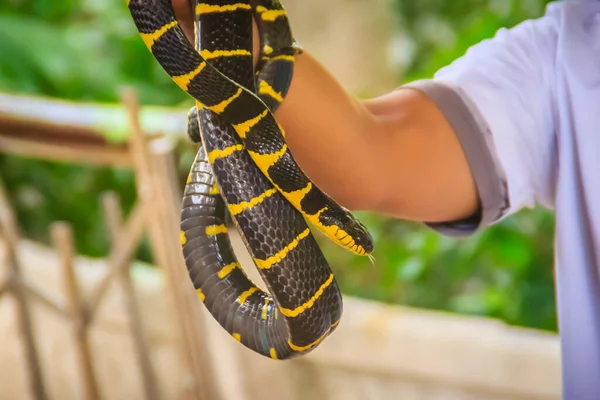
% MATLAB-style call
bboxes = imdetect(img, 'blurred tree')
[0,0,558,332]
[392,0,554,81]
[0,0,186,104]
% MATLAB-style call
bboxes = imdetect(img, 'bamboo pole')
[0,277,11,298]
[0,92,187,141]
[0,179,48,400]
[121,87,198,400]
[22,281,69,318]
[102,192,159,400]
[86,201,146,320]
[51,222,101,400]
[120,86,218,400]
[149,146,220,400]
[0,135,132,168]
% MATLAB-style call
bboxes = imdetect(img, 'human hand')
[171,0,195,42]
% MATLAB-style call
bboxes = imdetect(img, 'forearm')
[276,53,478,222]
[274,53,380,211]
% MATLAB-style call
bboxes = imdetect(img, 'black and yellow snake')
[128,0,374,359]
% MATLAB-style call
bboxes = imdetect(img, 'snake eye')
[318,213,337,227]
[345,219,374,254]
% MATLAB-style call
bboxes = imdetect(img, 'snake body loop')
[128,0,374,255]
[128,0,374,359]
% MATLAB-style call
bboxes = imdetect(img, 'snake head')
[319,211,374,256]
[344,215,374,255]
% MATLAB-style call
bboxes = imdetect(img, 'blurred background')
[0,0,559,399]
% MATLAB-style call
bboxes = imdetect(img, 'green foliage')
[0,0,187,105]
[392,0,554,81]
[0,0,188,262]
[349,0,558,331]
[319,207,556,331]
[0,155,154,261]
[0,0,558,332]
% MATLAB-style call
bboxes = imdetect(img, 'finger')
[172,0,194,42]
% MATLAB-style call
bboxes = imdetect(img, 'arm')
[275,56,478,222]
[171,0,478,223]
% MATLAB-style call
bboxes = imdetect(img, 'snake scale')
[127,0,374,359]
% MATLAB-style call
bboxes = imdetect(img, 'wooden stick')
[51,222,100,400]
[22,281,69,318]
[0,135,132,168]
[149,146,221,400]
[102,192,123,238]
[0,92,187,141]
[86,201,146,320]
[0,180,48,400]
[148,150,209,399]
[121,86,209,400]
[148,137,182,209]
[102,192,160,400]
[0,276,11,299]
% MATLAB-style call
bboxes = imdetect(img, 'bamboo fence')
[0,88,217,400]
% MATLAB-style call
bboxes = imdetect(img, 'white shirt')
[404,1,600,398]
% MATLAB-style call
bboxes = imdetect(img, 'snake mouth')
[355,233,374,255]
[346,217,375,255]
[319,211,374,255]
[362,240,374,254]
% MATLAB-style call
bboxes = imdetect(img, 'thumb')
[172,0,195,43]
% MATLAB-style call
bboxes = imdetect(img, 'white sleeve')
[402,10,558,236]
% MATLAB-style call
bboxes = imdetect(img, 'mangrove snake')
[127,0,374,359]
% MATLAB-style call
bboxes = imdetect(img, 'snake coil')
[128,0,374,359]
